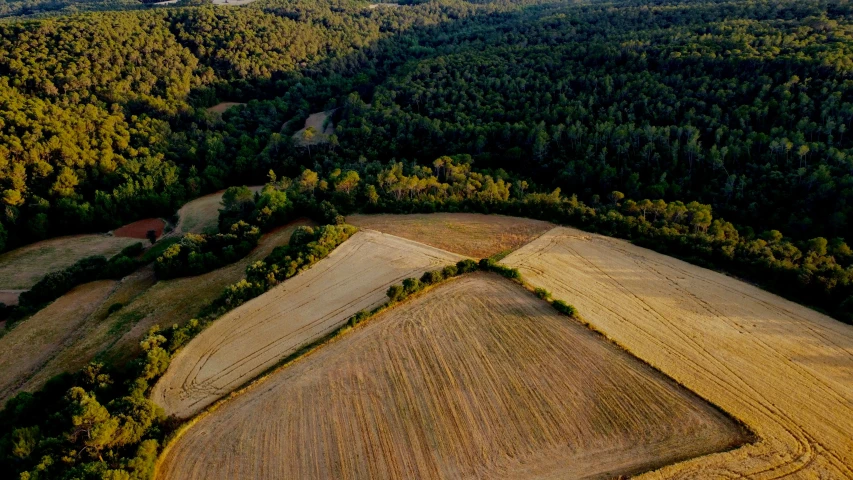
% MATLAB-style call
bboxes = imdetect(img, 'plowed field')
[347,213,553,258]
[152,230,464,418]
[156,274,748,480]
[502,227,853,478]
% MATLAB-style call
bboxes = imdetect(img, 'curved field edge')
[155,273,750,480]
[151,229,464,418]
[502,226,853,478]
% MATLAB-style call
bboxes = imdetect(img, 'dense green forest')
[1,0,853,476]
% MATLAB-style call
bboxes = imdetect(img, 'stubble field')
[502,227,853,478]
[0,220,311,401]
[152,230,464,418]
[156,273,748,480]
[347,213,553,258]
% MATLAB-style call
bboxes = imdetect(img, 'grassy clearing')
[347,212,553,258]
[172,186,263,235]
[0,235,139,290]
[152,229,464,418]
[156,273,748,479]
[292,110,335,146]
[0,280,118,403]
[205,102,244,114]
[503,226,853,478]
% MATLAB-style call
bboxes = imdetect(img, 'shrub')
[456,259,478,273]
[534,287,551,300]
[441,265,458,278]
[402,277,422,294]
[348,310,370,327]
[386,284,405,302]
[120,242,145,258]
[420,270,444,285]
[552,300,578,317]
[107,303,123,315]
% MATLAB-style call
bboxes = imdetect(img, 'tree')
[334,170,360,194]
[610,191,624,206]
[298,170,319,194]
[146,230,157,245]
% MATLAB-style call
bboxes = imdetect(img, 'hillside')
[156,273,749,479]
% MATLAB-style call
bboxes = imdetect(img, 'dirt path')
[502,227,853,478]
[156,274,748,479]
[152,230,464,419]
[347,213,553,258]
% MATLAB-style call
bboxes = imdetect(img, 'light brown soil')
[98,220,315,366]
[292,110,335,145]
[347,213,553,258]
[156,273,748,480]
[0,290,24,306]
[152,230,464,419]
[173,186,263,235]
[502,227,853,478]
[2,220,311,400]
[206,102,244,114]
[0,280,117,403]
[0,235,140,290]
[113,218,165,239]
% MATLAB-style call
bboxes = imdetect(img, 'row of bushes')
[153,221,261,279]
[2,242,146,323]
[0,223,357,479]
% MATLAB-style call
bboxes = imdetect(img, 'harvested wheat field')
[113,218,165,239]
[6,220,313,401]
[156,273,748,480]
[152,230,464,418]
[0,280,117,403]
[348,213,553,258]
[174,186,263,235]
[502,227,853,478]
[0,235,140,290]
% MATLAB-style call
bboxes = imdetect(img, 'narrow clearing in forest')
[503,226,853,478]
[156,273,748,480]
[152,230,464,418]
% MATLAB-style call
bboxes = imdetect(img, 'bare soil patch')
[152,230,464,418]
[502,227,853,478]
[0,280,117,403]
[0,235,140,290]
[114,218,165,240]
[206,102,244,114]
[348,213,553,258]
[156,273,748,480]
[292,110,335,145]
[173,186,263,235]
[0,290,24,306]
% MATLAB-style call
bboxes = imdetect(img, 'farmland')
[172,186,263,235]
[347,213,552,258]
[0,280,117,403]
[156,273,748,480]
[152,230,464,418]
[1,221,311,400]
[0,234,139,290]
[502,227,853,478]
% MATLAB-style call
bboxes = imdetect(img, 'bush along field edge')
[0,223,356,479]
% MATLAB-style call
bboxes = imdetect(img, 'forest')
[1,0,853,477]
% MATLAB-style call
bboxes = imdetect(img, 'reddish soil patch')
[0,290,24,306]
[114,218,165,240]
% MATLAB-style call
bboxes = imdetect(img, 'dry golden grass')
[0,234,140,290]
[206,102,244,114]
[1,220,311,401]
[502,227,853,478]
[152,230,464,419]
[0,280,117,403]
[347,213,553,258]
[156,273,748,480]
[173,186,262,235]
[292,110,335,145]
